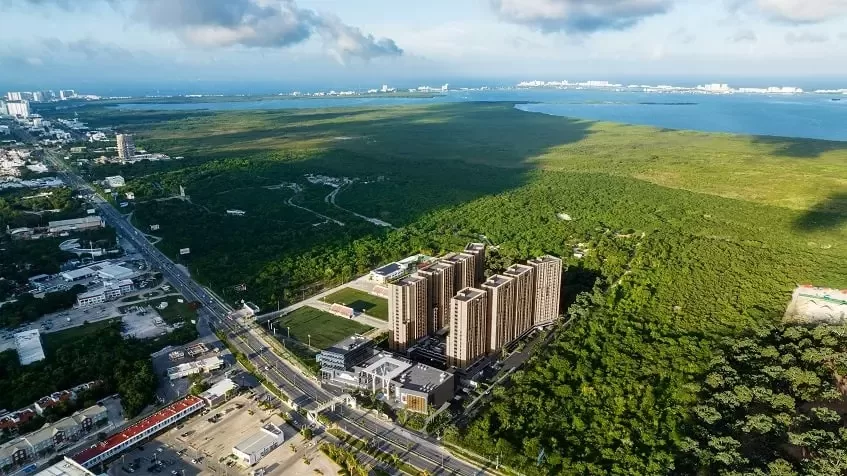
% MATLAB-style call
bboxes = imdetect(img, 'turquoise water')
[116,89,847,141]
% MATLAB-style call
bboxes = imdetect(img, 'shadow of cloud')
[794,192,847,231]
[751,135,847,158]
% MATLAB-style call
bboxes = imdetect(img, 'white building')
[6,92,22,101]
[59,90,76,100]
[167,357,224,380]
[200,378,238,407]
[76,280,134,308]
[47,216,104,233]
[232,424,285,466]
[6,100,30,118]
[35,457,96,476]
[104,176,125,188]
[14,330,46,365]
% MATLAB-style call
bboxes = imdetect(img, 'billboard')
[179,248,190,255]
[86,209,95,214]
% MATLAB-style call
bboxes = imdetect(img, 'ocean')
[114,88,847,142]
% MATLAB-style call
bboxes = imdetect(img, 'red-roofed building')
[71,396,205,469]
[34,391,73,415]
[0,409,36,430]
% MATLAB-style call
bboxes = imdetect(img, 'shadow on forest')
[562,265,604,312]
[750,135,847,158]
[794,192,847,231]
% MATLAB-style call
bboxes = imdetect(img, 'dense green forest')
[57,102,847,474]
[0,320,197,417]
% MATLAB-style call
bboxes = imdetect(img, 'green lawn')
[149,296,198,324]
[273,305,372,350]
[42,318,119,352]
[322,288,388,321]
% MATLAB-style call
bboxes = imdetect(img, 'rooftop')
[504,263,533,275]
[234,424,283,455]
[396,274,427,287]
[373,262,403,276]
[482,274,514,289]
[71,395,204,466]
[359,353,412,382]
[35,457,96,476]
[47,216,101,228]
[528,255,562,265]
[200,378,238,400]
[324,334,371,355]
[452,287,486,302]
[392,363,453,394]
[14,329,45,365]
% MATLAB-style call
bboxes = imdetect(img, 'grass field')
[149,296,198,324]
[42,319,119,352]
[272,305,372,350]
[322,288,388,321]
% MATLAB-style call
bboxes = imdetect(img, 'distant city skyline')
[1,0,847,89]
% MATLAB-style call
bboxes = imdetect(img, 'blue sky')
[1,0,846,91]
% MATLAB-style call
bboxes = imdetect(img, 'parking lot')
[107,395,337,476]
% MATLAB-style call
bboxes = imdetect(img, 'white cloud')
[740,0,847,23]
[491,0,673,33]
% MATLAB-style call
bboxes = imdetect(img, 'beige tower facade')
[388,274,430,352]
[418,261,455,332]
[528,255,563,326]
[444,252,476,291]
[481,275,516,352]
[464,243,486,285]
[446,287,489,368]
[504,263,535,338]
[116,133,136,161]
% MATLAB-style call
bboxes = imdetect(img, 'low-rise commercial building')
[232,424,284,466]
[200,378,238,407]
[103,176,125,188]
[76,279,133,307]
[167,357,224,380]
[370,262,406,283]
[35,457,96,476]
[71,396,205,469]
[355,353,455,414]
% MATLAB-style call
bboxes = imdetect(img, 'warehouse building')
[232,424,285,466]
[14,330,45,365]
[47,216,103,234]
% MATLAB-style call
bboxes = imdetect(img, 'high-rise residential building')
[59,90,76,100]
[528,255,563,326]
[444,252,476,291]
[6,92,22,101]
[504,263,535,338]
[464,243,486,284]
[446,287,489,368]
[116,134,136,161]
[0,100,6,116]
[417,261,455,332]
[481,274,516,352]
[6,100,30,118]
[388,274,430,352]
[31,91,44,103]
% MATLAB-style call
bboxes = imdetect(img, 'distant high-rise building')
[116,133,136,160]
[444,252,476,290]
[528,255,563,325]
[31,91,44,102]
[6,92,22,101]
[59,90,76,100]
[504,263,535,338]
[464,243,486,284]
[481,275,516,352]
[6,100,30,118]
[418,261,455,332]
[447,287,489,368]
[0,100,7,116]
[388,274,430,352]
[42,90,56,101]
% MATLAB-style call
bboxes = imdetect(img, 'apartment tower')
[446,287,489,368]
[116,133,136,161]
[444,252,476,291]
[503,263,535,339]
[481,275,516,352]
[388,274,430,352]
[528,255,563,326]
[464,243,486,285]
[417,261,455,332]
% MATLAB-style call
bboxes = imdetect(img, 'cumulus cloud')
[733,0,847,23]
[728,29,757,42]
[10,0,403,62]
[490,0,673,33]
[785,31,829,43]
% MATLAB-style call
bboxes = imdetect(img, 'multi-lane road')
[40,149,486,476]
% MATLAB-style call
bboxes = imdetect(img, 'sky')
[1,0,847,92]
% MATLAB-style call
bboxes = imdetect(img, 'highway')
[39,149,486,476]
